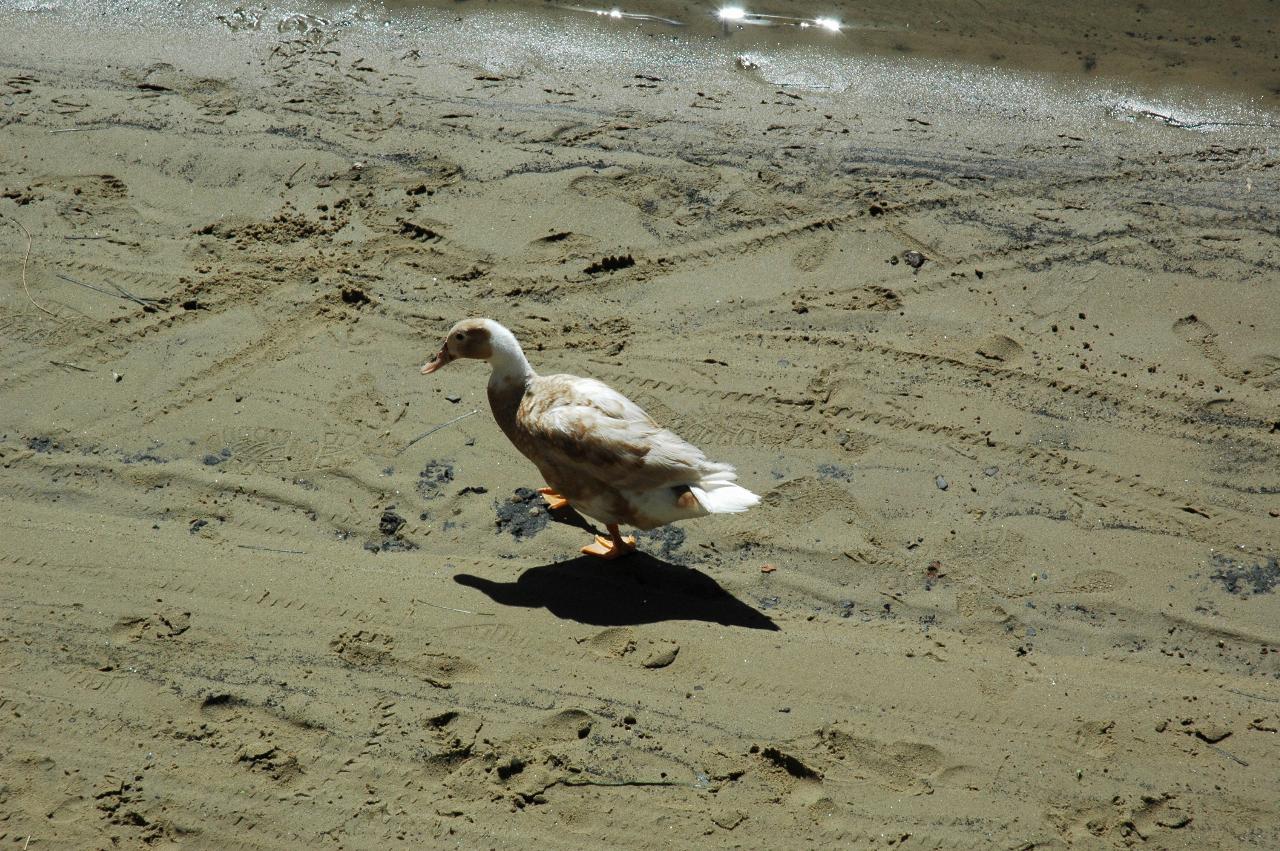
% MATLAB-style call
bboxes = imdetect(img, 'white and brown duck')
[421,318,760,558]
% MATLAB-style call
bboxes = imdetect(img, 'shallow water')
[369,0,1278,103]
[11,0,1277,138]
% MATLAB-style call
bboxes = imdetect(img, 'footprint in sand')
[579,626,680,669]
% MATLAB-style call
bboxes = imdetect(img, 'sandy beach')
[2,1,1278,847]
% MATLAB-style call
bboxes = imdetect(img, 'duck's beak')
[421,345,453,374]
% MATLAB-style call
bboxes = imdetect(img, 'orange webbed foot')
[581,525,637,560]
[537,487,570,511]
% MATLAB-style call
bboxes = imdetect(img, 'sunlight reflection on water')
[12,0,1278,135]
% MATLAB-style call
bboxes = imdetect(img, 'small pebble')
[935,475,948,491]
[983,466,998,477]
[760,563,776,573]
[445,393,461,404]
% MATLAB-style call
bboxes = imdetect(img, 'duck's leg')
[581,523,637,560]
[537,487,570,510]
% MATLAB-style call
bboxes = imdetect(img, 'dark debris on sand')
[638,525,687,562]
[1209,553,1279,597]
[817,463,853,482]
[364,507,417,554]
[379,509,406,536]
[27,436,55,453]
[417,460,455,499]
[495,488,549,540]
[203,447,231,466]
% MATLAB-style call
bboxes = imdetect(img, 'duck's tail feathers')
[691,464,760,514]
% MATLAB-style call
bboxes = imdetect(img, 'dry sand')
[2,1,1278,848]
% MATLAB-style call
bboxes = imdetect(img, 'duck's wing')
[521,374,717,491]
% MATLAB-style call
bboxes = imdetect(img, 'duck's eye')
[454,332,464,341]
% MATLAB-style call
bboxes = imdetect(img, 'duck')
[420,318,760,559]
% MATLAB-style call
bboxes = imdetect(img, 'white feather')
[690,465,760,514]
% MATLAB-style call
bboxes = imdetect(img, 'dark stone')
[379,510,406,536]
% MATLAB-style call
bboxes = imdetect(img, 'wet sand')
[389,0,1280,101]
[2,1,1278,848]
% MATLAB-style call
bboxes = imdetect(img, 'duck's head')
[421,317,498,374]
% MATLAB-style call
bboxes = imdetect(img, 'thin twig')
[285,162,306,185]
[1203,742,1249,767]
[50,360,91,372]
[54,273,117,299]
[1225,688,1279,703]
[561,777,687,788]
[104,280,160,307]
[48,126,101,133]
[398,409,478,454]
[64,234,106,240]
[3,214,55,317]
[55,272,161,309]
[417,600,493,617]
[236,544,306,555]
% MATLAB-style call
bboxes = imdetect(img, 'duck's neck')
[486,323,534,389]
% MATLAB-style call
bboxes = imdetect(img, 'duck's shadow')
[454,553,779,631]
